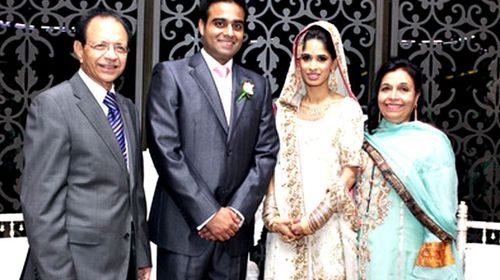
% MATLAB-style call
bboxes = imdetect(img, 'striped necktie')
[103,91,127,164]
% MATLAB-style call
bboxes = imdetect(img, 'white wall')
[143,150,158,280]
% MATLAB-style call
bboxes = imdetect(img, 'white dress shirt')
[201,48,233,124]
[197,50,245,230]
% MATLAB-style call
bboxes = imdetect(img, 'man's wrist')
[197,212,216,231]
[228,207,245,227]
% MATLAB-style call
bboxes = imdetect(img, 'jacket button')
[124,233,130,239]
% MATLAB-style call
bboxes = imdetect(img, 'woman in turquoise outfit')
[355,58,463,280]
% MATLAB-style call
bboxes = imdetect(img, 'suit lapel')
[70,74,128,172]
[189,53,229,134]
[228,65,247,139]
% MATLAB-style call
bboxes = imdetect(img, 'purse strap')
[363,140,454,242]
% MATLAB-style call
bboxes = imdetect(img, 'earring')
[378,112,381,122]
[414,106,418,121]
[328,71,337,92]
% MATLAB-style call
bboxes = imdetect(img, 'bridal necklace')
[298,94,338,121]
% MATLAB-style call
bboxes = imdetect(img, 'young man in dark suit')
[146,0,279,279]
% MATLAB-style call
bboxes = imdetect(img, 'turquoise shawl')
[365,119,458,238]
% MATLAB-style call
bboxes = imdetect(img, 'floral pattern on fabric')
[264,20,363,280]
[355,152,392,280]
[265,98,363,280]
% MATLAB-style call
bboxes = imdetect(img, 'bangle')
[307,199,334,233]
[306,181,347,233]
[263,192,280,232]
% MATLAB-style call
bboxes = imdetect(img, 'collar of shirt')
[201,49,234,123]
[201,48,233,78]
[78,68,116,115]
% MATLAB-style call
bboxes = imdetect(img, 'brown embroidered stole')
[362,140,454,242]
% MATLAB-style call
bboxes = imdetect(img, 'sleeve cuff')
[196,213,216,231]
[229,207,245,228]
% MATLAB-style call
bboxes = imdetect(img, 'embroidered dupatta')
[271,21,360,280]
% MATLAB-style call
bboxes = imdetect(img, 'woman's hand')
[271,217,301,242]
[290,217,312,237]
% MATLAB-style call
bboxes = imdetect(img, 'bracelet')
[307,198,335,233]
[306,181,346,233]
[263,192,280,232]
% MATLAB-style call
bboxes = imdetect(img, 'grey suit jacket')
[146,53,279,256]
[21,73,151,280]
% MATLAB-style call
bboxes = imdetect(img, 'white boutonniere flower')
[238,80,254,101]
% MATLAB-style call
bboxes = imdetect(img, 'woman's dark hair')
[302,25,337,60]
[366,57,428,134]
[75,8,131,46]
[199,0,248,24]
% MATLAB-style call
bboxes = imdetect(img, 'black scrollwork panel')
[0,0,139,213]
[393,0,500,221]
[158,0,376,103]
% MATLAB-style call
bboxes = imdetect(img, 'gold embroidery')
[280,105,304,220]
[291,239,307,280]
[268,20,361,280]
[273,103,364,280]
[356,153,392,279]
[279,105,308,279]
[415,241,455,267]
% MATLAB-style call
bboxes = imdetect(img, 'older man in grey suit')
[21,8,151,280]
[146,0,278,279]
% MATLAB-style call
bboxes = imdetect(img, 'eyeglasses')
[87,42,129,55]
